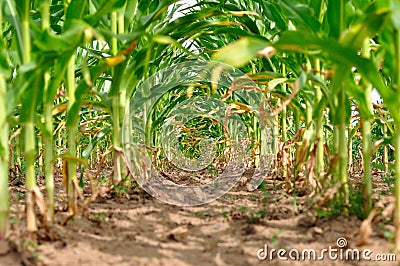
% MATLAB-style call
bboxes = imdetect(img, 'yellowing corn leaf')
[52,103,68,116]
[228,11,260,17]
[372,139,385,153]
[211,65,223,92]
[105,54,126,66]
[186,86,194,97]
[226,102,252,115]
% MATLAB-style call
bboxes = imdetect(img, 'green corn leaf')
[309,0,324,22]
[139,0,178,29]
[151,35,198,58]
[341,8,390,50]
[312,97,326,120]
[20,74,44,124]
[138,0,160,14]
[355,60,400,124]
[82,127,111,159]
[6,62,40,115]
[327,0,345,39]
[34,27,83,54]
[66,63,105,128]
[158,8,224,36]
[275,30,399,123]
[0,49,10,77]
[64,0,88,30]
[382,118,395,135]
[279,0,320,32]
[4,0,23,62]
[390,0,400,29]
[352,0,371,11]
[108,60,127,97]
[347,73,374,120]
[45,55,70,103]
[211,37,268,68]
[85,0,127,26]
[272,89,305,117]
[251,0,287,31]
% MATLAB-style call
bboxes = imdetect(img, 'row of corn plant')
[181,0,400,248]
[0,0,269,237]
[1,0,400,252]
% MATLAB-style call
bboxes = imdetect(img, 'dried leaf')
[356,207,377,246]
[257,46,276,57]
[215,252,228,266]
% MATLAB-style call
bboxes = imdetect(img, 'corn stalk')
[0,3,8,235]
[361,38,373,215]
[38,0,55,222]
[18,0,38,232]
[314,59,324,180]
[281,60,288,180]
[0,74,7,238]
[110,10,122,184]
[66,54,78,214]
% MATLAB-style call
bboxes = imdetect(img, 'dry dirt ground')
[0,172,398,266]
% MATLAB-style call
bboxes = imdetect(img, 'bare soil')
[0,170,398,266]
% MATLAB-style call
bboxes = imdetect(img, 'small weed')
[113,183,129,194]
[239,206,248,213]
[221,210,231,218]
[16,191,24,201]
[270,230,283,248]
[98,174,109,185]
[195,211,204,217]
[23,240,38,249]
[315,184,367,219]
[382,173,395,187]
[249,209,267,223]
[384,230,395,242]
[90,211,107,223]
[32,251,39,261]
[348,185,367,219]
[224,194,236,201]
[207,166,219,176]
[195,211,214,217]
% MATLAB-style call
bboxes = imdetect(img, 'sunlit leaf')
[212,37,268,67]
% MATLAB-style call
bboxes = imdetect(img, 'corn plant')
[0,0,9,238]
[375,0,400,249]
